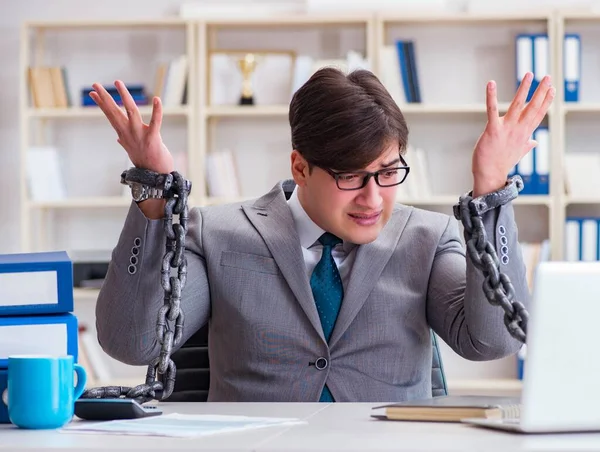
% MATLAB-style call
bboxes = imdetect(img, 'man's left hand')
[471,71,555,197]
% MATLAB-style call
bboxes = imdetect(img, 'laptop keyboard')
[500,404,522,421]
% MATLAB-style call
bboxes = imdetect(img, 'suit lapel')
[329,205,413,348]
[242,181,326,343]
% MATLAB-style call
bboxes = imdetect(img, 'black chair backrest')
[164,324,210,402]
[165,326,448,401]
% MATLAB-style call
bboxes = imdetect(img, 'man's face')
[292,142,402,245]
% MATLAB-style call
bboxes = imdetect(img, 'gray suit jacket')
[96,179,529,402]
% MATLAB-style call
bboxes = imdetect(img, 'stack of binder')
[516,32,580,102]
[564,217,600,262]
[379,40,421,105]
[0,251,78,423]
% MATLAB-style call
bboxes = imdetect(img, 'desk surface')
[3,402,600,451]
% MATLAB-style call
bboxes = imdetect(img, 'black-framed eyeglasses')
[320,155,410,191]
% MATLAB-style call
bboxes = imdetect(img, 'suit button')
[315,357,328,370]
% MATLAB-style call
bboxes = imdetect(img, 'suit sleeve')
[425,202,530,361]
[95,201,210,366]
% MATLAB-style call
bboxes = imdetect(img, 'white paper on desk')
[61,413,305,438]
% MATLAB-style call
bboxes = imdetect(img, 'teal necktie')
[310,232,344,402]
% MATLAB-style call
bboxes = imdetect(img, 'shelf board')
[447,378,522,393]
[562,103,600,114]
[205,14,371,27]
[204,105,289,118]
[24,18,190,30]
[399,103,511,114]
[564,196,600,205]
[559,10,600,21]
[380,11,551,24]
[29,197,132,209]
[204,103,514,117]
[27,106,190,119]
[73,288,101,300]
[514,195,552,206]
[397,195,551,206]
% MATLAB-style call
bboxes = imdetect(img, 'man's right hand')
[89,81,175,219]
[89,80,174,174]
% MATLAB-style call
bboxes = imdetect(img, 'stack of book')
[27,66,70,108]
[0,251,79,423]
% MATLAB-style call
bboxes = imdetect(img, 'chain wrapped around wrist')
[453,175,528,344]
[80,167,191,404]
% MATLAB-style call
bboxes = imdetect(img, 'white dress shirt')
[287,186,357,291]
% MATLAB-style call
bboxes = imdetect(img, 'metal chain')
[80,171,190,404]
[455,183,529,344]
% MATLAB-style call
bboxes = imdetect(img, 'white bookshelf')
[555,11,600,262]
[19,9,591,391]
[20,19,197,251]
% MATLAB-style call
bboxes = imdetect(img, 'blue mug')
[1,355,87,429]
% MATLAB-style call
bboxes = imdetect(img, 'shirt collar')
[287,186,356,252]
[288,186,324,249]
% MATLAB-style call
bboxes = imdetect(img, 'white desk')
[3,402,600,451]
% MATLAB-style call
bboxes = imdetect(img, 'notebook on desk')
[372,395,520,423]
[461,262,600,433]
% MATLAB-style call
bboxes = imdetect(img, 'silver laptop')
[463,261,600,433]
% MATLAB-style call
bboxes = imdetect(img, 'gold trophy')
[237,53,258,105]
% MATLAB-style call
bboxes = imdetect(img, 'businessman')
[91,67,554,402]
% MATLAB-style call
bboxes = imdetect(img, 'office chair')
[164,326,448,401]
[430,332,448,397]
[164,324,210,402]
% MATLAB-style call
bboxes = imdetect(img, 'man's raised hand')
[89,80,174,174]
[471,72,555,197]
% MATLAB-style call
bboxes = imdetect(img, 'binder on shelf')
[564,34,581,102]
[405,41,421,103]
[564,217,600,262]
[0,369,7,423]
[515,145,534,195]
[534,127,550,195]
[532,34,549,97]
[516,34,535,101]
[395,41,413,103]
[0,251,73,316]
[565,218,581,262]
[380,45,405,105]
[512,127,549,195]
[0,313,78,368]
[517,345,526,380]
[581,218,599,262]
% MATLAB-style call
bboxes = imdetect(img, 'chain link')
[80,171,190,404]
[455,178,528,344]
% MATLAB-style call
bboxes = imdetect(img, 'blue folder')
[0,313,78,369]
[0,369,7,423]
[0,251,73,316]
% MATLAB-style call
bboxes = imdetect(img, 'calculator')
[74,398,163,421]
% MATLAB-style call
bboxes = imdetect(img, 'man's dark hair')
[289,67,408,172]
